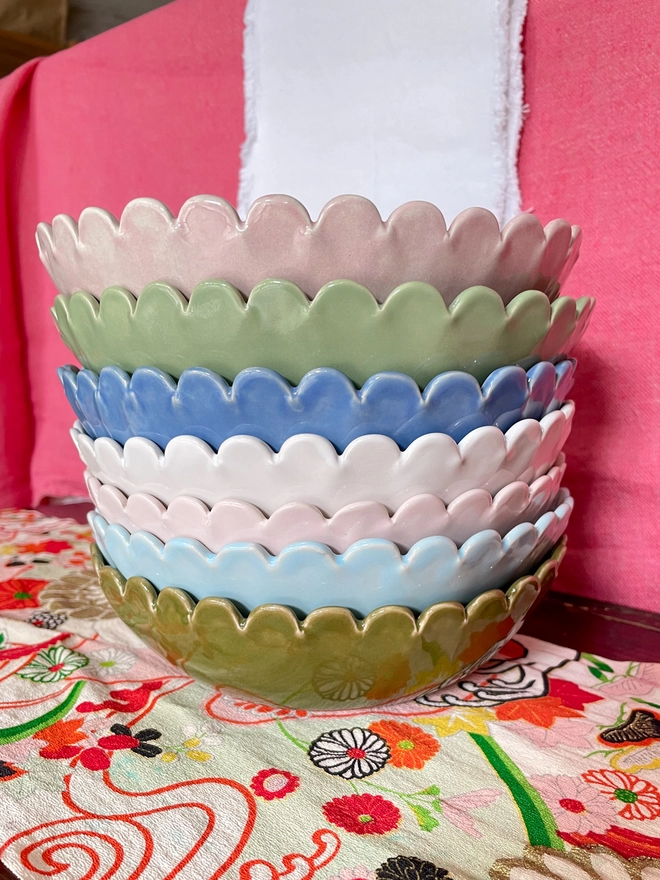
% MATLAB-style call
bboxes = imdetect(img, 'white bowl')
[86,460,565,554]
[73,402,574,516]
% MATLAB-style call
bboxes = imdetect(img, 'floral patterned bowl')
[91,536,567,709]
[86,459,566,554]
[72,403,574,515]
[88,491,572,616]
[52,281,594,386]
[59,359,575,451]
[37,195,581,304]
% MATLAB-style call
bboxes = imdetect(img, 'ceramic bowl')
[86,459,565,554]
[37,195,581,304]
[72,402,574,515]
[60,359,576,451]
[92,537,567,709]
[52,281,594,385]
[88,492,572,617]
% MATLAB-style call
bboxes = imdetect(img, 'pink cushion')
[519,0,660,611]
[3,0,245,503]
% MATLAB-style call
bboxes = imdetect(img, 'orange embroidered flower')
[368,721,439,769]
[582,769,660,821]
[494,696,582,728]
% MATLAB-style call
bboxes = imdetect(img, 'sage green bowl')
[92,537,566,710]
[54,280,593,386]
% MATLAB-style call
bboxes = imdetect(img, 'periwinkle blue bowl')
[59,360,575,453]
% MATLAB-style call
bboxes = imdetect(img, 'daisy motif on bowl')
[308,728,390,779]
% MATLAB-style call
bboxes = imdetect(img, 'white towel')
[239,0,527,224]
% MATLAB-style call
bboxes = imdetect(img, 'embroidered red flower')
[250,768,300,800]
[16,540,72,555]
[323,793,401,835]
[0,578,48,610]
[582,768,660,821]
[368,721,439,769]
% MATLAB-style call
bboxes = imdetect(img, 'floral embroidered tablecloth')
[0,509,659,880]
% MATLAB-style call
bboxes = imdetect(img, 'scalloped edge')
[73,402,575,514]
[52,281,595,385]
[60,359,576,450]
[37,194,581,303]
[88,493,572,614]
[92,536,567,631]
[92,537,567,707]
[86,460,566,554]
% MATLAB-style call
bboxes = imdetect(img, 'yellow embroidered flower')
[415,707,497,737]
[160,725,222,763]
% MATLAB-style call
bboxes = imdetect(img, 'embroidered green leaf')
[431,798,444,813]
[417,784,441,796]
[582,653,614,673]
[587,666,608,681]
[409,803,439,832]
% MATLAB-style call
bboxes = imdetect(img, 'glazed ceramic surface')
[89,492,572,616]
[86,460,565,554]
[52,281,594,385]
[60,360,576,451]
[38,195,581,303]
[92,537,567,709]
[73,402,574,514]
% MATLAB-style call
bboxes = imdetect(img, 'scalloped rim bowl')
[92,537,567,709]
[60,360,576,451]
[89,491,572,616]
[38,194,581,304]
[86,459,566,554]
[52,281,594,386]
[72,402,574,515]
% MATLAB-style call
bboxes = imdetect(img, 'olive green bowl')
[54,280,593,385]
[92,537,566,710]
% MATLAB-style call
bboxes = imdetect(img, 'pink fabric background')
[0,0,657,610]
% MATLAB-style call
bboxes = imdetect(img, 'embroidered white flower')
[18,645,88,683]
[88,647,135,677]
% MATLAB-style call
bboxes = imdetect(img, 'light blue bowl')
[89,493,572,617]
[60,360,575,452]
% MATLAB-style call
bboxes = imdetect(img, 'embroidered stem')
[276,721,309,751]
[0,680,85,744]
[469,733,563,850]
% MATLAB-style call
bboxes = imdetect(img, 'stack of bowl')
[40,195,593,709]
